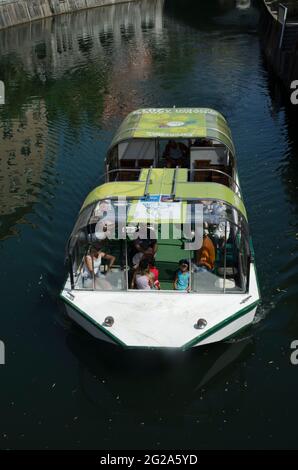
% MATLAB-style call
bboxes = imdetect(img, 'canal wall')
[260,0,298,92]
[0,0,134,30]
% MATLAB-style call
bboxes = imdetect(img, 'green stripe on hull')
[182,300,259,350]
[60,293,126,347]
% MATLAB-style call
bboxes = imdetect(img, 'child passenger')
[132,259,153,291]
[147,256,160,290]
[174,259,190,292]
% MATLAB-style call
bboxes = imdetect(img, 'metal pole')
[125,239,129,290]
[91,249,95,291]
[279,4,288,49]
[68,254,75,290]
[223,222,227,294]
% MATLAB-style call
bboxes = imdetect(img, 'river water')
[0,0,297,450]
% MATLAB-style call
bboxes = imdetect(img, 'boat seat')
[119,159,136,168]
[137,159,154,168]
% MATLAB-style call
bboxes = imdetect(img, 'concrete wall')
[0,0,134,30]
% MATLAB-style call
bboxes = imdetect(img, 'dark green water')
[0,0,297,450]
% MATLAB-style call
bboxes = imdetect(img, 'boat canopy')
[108,108,236,156]
[80,169,247,219]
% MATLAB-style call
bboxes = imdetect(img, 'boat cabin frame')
[104,108,238,194]
[66,167,251,296]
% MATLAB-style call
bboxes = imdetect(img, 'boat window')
[70,238,127,292]
[67,198,250,294]
[190,201,249,293]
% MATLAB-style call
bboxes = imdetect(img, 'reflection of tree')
[0,55,105,127]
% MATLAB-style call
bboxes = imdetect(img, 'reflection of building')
[0,0,165,238]
[0,101,47,218]
[0,0,165,81]
[101,0,165,121]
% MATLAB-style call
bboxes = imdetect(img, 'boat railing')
[178,168,242,198]
[102,167,242,197]
[104,168,146,183]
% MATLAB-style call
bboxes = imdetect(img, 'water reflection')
[165,0,259,30]
[66,327,254,425]
[0,102,48,239]
[0,0,165,240]
[0,0,297,449]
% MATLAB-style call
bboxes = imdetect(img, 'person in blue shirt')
[174,259,190,292]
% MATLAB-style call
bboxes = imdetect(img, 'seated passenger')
[83,246,115,280]
[132,232,158,268]
[132,246,154,269]
[193,138,213,147]
[131,259,153,290]
[163,140,188,168]
[194,230,216,272]
[174,259,190,292]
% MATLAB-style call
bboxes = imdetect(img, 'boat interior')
[106,138,238,194]
[69,202,250,295]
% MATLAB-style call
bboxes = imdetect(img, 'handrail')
[104,168,145,183]
[181,168,242,197]
[171,166,179,198]
[103,167,242,196]
[144,166,153,197]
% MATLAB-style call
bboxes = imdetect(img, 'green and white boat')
[61,108,260,349]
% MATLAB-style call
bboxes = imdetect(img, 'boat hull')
[62,290,259,350]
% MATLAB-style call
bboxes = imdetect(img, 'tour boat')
[61,108,260,349]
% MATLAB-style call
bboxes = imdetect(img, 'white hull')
[61,264,260,350]
[65,302,257,348]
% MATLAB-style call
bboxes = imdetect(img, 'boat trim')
[60,293,126,347]
[181,300,259,351]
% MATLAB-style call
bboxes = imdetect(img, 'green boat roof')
[81,169,247,220]
[109,108,236,156]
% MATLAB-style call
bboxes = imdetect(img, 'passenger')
[132,232,158,268]
[193,138,213,147]
[83,245,115,280]
[147,255,160,290]
[194,229,216,272]
[132,246,153,269]
[163,140,188,168]
[174,259,190,292]
[132,259,153,290]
